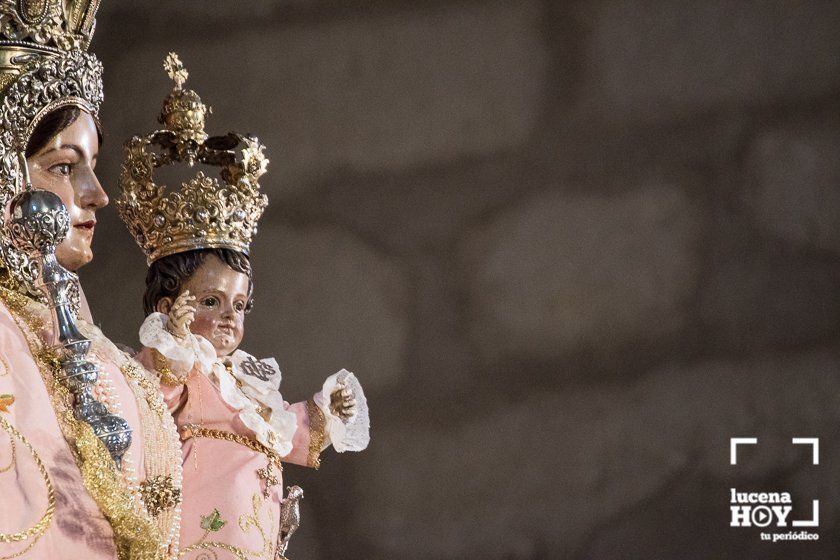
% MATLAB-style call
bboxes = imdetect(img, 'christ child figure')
[135,247,370,558]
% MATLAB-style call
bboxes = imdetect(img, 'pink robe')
[0,300,147,558]
[136,347,319,560]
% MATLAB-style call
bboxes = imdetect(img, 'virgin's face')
[25,112,107,271]
[181,255,250,357]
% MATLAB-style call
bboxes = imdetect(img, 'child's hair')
[143,248,254,316]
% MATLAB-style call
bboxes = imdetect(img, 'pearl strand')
[82,327,184,558]
[87,353,143,508]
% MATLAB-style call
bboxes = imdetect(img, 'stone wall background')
[81,1,840,558]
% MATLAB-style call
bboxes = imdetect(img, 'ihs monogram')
[241,357,274,382]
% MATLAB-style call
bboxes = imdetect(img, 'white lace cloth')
[139,312,370,456]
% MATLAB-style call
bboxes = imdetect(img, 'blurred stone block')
[353,349,840,559]
[744,121,840,254]
[699,222,840,352]
[577,1,840,122]
[460,186,701,365]
[354,389,682,559]
[247,222,409,394]
[101,1,546,196]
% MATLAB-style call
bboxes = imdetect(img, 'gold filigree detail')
[0,74,16,95]
[0,0,99,50]
[140,475,182,518]
[163,52,188,91]
[79,320,184,557]
[255,463,279,499]
[305,400,325,470]
[0,0,103,296]
[74,421,163,559]
[0,415,55,556]
[151,348,188,386]
[122,360,168,414]
[117,53,268,265]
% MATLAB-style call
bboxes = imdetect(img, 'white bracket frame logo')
[729,437,819,530]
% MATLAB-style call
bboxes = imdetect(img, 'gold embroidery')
[122,362,167,416]
[0,415,55,558]
[0,286,178,559]
[74,421,163,559]
[179,493,275,560]
[181,424,283,497]
[305,400,325,469]
[0,436,14,474]
[179,540,250,560]
[79,318,185,557]
[237,493,274,559]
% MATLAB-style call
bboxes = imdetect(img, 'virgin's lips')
[74,220,96,231]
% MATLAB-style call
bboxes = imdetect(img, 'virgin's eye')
[200,296,219,308]
[49,163,71,176]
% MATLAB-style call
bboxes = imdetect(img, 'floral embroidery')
[0,394,13,413]
[200,509,226,532]
[179,494,275,559]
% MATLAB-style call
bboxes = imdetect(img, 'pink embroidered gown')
[136,312,369,560]
[0,299,182,558]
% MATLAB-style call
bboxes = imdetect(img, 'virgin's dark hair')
[143,248,254,315]
[25,106,104,157]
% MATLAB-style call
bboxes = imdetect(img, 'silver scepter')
[7,189,132,468]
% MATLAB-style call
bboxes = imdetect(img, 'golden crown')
[0,0,99,52]
[118,53,269,265]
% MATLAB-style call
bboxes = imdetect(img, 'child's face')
[181,254,250,357]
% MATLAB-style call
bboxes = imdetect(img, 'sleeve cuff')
[312,369,371,453]
[139,312,216,377]
[305,400,326,469]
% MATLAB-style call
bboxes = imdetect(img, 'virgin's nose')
[77,167,109,210]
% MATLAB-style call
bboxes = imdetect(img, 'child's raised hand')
[329,382,357,423]
[167,290,197,340]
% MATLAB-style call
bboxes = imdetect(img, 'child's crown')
[117,53,269,265]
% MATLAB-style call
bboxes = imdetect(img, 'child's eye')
[200,296,218,308]
[234,301,245,313]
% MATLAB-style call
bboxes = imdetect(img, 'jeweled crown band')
[0,0,100,51]
[0,41,103,296]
